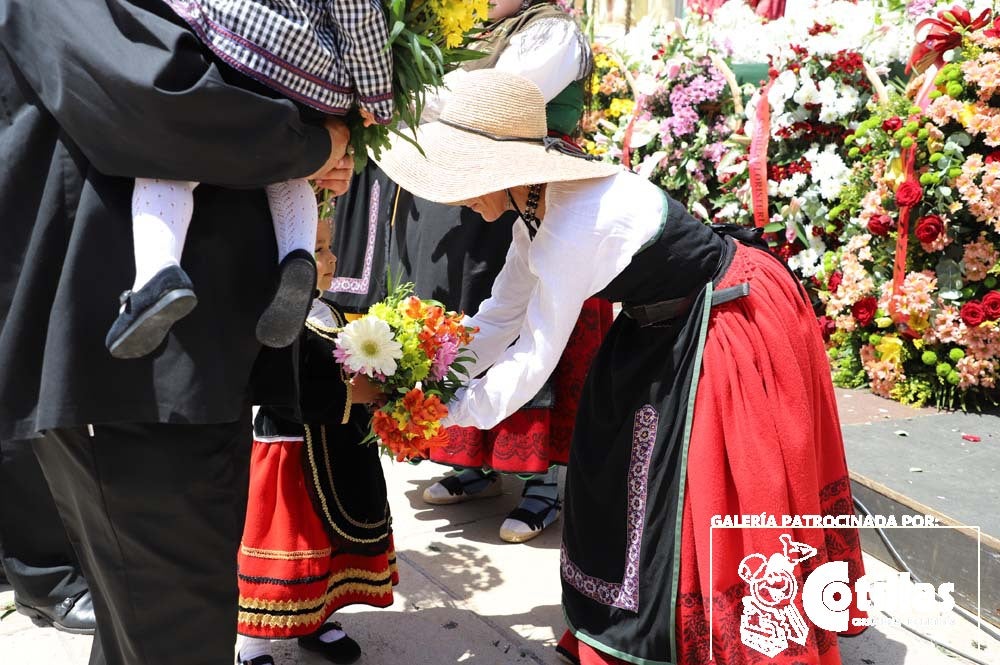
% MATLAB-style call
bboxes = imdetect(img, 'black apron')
[562,196,745,664]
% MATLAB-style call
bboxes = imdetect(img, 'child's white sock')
[317,623,347,643]
[131,179,198,291]
[236,635,273,662]
[265,179,318,262]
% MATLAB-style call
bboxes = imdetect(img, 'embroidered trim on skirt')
[430,297,613,474]
[561,243,866,665]
[238,438,397,638]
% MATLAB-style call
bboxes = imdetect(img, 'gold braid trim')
[303,304,353,423]
[239,583,395,628]
[240,570,393,611]
[319,425,389,529]
[304,425,388,543]
[240,545,331,560]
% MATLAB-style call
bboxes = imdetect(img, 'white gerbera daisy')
[335,317,403,378]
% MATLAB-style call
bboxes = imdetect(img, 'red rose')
[895,180,923,207]
[867,214,893,236]
[852,296,878,327]
[983,291,1000,320]
[986,151,1000,165]
[881,116,903,132]
[961,300,986,327]
[914,214,944,244]
[817,315,836,342]
[828,271,843,293]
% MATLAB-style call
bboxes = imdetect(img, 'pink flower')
[428,336,460,382]
[895,271,938,322]
[962,236,999,281]
[861,344,902,398]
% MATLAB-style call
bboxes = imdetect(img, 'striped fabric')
[165,0,393,121]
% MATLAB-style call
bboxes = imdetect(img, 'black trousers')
[32,416,252,665]
[0,438,88,605]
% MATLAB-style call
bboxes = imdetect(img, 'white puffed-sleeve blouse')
[442,171,668,430]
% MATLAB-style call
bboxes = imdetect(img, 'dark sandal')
[505,495,562,532]
[422,470,501,504]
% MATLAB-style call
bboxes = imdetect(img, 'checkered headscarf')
[165,0,394,122]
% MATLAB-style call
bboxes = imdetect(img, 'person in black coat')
[0,2,353,664]
[0,438,95,635]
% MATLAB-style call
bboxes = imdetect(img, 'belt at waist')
[621,282,750,327]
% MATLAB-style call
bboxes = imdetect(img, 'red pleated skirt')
[237,439,398,638]
[430,297,614,474]
[561,243,866,664]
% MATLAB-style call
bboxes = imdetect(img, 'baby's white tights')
[130,178,318,291]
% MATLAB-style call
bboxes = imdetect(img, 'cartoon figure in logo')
[738,534,818,657]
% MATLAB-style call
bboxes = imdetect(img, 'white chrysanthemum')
[793,77,820,106]
[806,144,850,201]
[335,317,403,378]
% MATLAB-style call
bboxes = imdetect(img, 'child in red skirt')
[238,219,397,665]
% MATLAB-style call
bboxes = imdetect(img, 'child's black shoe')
[298,622,361,664]
[256,249,317,348]
[105,265,197,359]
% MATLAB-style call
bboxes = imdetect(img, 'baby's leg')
[256,179,318,348]
[265,179,318,262]
[131,179,198,290]
[105,179,199,358]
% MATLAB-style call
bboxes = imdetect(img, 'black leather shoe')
[105,264,197,359]
[298,622,361,664]
[15,590,96,635]
[256,249,316,349]
[236,654,275,665]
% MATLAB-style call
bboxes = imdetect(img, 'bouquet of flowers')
[714,38,882,285]
[818,5,1000,407]
[581,21,750,220]
[333,283,477,460]
[348,0,490,170]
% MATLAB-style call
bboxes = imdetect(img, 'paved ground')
[2,389,998,664]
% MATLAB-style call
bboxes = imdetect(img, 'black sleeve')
[298,330,351,424]
[0,0,330,186]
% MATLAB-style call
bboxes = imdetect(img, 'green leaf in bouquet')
[448,47,488,64]
[387,123,425,156]
[409,32,428,79]
[763,221,786,233]
[416,35,446,73]
[388,19,406,45]
[936,257,964,301]
[947,132,972,147]
[793,221,810,247]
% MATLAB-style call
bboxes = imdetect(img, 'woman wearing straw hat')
[332,0,610,544]
[376,69,866,665]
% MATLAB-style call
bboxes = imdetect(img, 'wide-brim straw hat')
[374,69,619,204]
